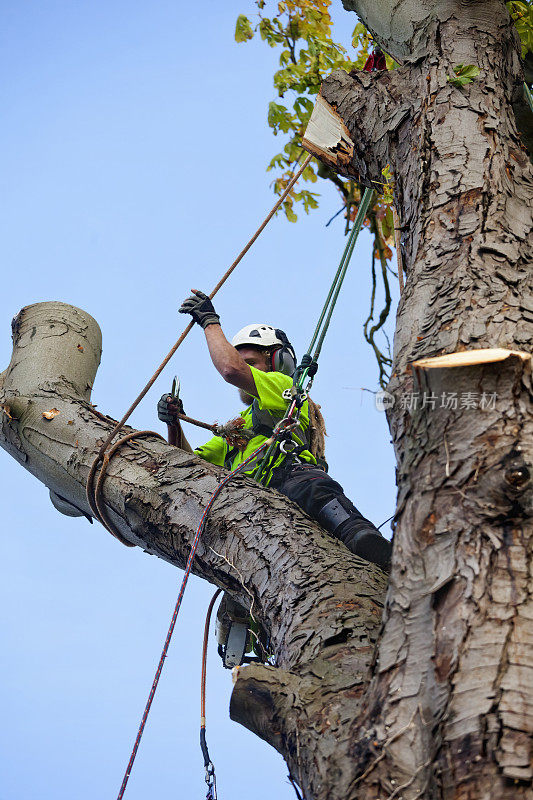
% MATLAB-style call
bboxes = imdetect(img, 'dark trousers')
[270,462,377,533]
[270,462,391,570]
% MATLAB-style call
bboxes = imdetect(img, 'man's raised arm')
[178,289,256,395]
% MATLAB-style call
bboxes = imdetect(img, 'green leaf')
[294,96,314,114]
[267,153,286,171]
[234,14,254,43]
[447,63,480,87]
[283,201,298,223]
[460,64,480,78]
[507,2,533,57]
[267,101,293,133]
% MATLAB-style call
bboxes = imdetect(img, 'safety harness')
[222,399,310,472]
[251,401,309,447]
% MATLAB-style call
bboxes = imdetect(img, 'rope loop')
[86,430,166,547]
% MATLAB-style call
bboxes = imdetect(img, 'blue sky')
[1,3,399,798]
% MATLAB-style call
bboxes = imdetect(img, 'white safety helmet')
[231,324,285,350]
[231,324,297,377]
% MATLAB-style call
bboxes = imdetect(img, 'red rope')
[115,442,269,799]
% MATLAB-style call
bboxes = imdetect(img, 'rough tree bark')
[1,2,532,799]
[302,0,533,797]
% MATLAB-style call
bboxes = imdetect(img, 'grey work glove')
[157,394,185,425]
[178,289,220,329]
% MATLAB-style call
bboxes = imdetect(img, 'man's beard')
[238,387,254,406]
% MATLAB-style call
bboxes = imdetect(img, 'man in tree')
[157,288,392,571]
[2,0,531,794]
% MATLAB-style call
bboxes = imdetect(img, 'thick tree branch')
[0,300,388,800]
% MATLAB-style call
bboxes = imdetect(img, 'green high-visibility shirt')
[194,365,316,485]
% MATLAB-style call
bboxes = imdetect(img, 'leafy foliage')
[234,1,395,233]
[447,63,481,88]
[235,13,254,42]
[234,1,397,384]
[507,1,533,59]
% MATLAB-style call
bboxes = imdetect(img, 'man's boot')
[317,498,392,571]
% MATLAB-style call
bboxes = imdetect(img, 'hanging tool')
[166,376,181,445]
[215,594,251,669]
[201,589,222,800]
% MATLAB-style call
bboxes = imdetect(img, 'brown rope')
[86,430,166,546]
[175,412,218,434]
[201,588,222,728]
[86,153,312,542]
[95,153,313,462]
[392,207,404,293]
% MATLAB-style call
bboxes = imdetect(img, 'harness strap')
[223,446,238,471]
[251,400,310,448]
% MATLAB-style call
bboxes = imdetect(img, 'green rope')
[295,186,374,391]
[252,438,280,484]
[253,186,374,485]
[309,188,374,365]
[304,214,360,357]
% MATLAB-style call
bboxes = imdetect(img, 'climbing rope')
[114,441,270,800]
[303,187,374,371]
[200,588,223,800]
[252,186,374,484]
[86,153,311,544]
[86,430,166,546]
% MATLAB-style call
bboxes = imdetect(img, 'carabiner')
[279,438,298,454]
[205,761,217,800]
[171,375,180,401]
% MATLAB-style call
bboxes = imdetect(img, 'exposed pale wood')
[302,94,356,177]
[413,349,531,370]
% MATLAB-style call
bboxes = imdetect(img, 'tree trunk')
[301,0,533,797]
[2,1,533,798]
